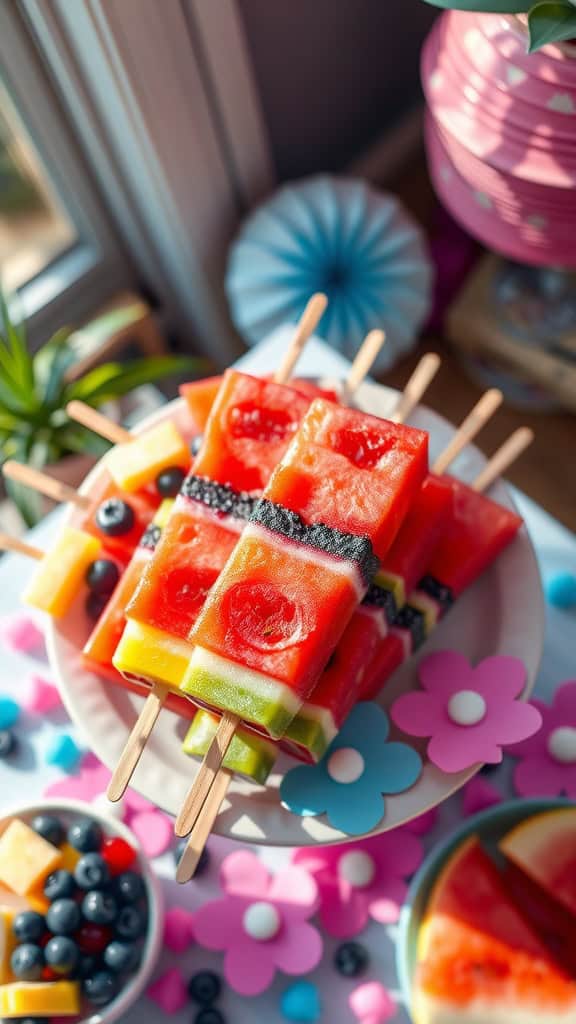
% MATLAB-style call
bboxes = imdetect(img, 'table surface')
[0,331,574,1024]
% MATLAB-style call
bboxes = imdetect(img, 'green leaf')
[527,1,576,49]
[65,355,202,404]
[50,422,111,458]
[0,288,35,397]
[421,0,532,11]
[33,329,76,407]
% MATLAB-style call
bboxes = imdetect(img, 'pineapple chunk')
[22,526,101,618]
[0,980,80,1016]
[0,820,62,896]
[106,420,189,492]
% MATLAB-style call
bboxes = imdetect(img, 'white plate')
[46,378,544,846]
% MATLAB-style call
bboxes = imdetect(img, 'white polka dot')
[548,93,575,114]
[474,190,493,210]
[243,901,281,941]
[339,851,376,888]
[548,727,576,764]
[448,690,487,727]
[506,65,527,86]
[327,748,365,784]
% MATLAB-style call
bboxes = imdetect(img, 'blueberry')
[11,944,44,981]
[86,591,109,620]
[195,1010,225,1024]
[44,869,76,902]
[82,969,119,1007]
[95,498,135,537]
[76,954,100,979]
[112,870,145,906]
[46,898,81,935]
[156,466,185,497]
[31,814,64,847]
[13,911,45,944]
[115,905,147,941]
[82,891,118,926]
[103,940,139,974]
[15,1019,44,1024]
[174,839,210,876]
[188,970,222,1006]
[333,941,369,978]
[68,817,103,854]
[44,935,79,976]
[0,729,17,758]
[85,559,120,596]
[75,853,110,890]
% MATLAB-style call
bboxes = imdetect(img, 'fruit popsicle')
[113,372,332,692]
[181,398,428,737]
[282,472,454,759]
[182,709,276,785]
[360,475,524,701]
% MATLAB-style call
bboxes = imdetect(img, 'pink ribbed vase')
[422,11,576,267]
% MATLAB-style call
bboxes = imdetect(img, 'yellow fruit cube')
[113,618,191,690]
[0,906,18,984]
[22,526,101,618]
[0,821,62,896]
[0,980,80,1016]
[106,420,189,492]
[58,843,80,875]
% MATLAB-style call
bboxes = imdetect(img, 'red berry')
[42,966,59,981]
[76,923,112,954]
[101,836,137,874]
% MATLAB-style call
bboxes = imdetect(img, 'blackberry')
[417,574,454,614]
[394,604,427,651]
[362,582,397,623]
[140,523,161,551]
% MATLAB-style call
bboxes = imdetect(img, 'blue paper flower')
[280,703,422,836]
[226,175,432,372]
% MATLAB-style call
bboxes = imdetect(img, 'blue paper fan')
[226,175,433,371]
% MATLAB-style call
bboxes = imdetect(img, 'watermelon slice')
[424,476,523,599]
[179,375,338,434]
[500,810,576,920]
[413,836,576,1024]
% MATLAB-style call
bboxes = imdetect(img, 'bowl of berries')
[0,797,163,1024]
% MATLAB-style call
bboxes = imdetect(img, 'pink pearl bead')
[349,981,396,1023]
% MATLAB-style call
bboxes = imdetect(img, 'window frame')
[0,3,133,347]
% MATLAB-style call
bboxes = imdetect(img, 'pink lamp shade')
[422,11,576,267]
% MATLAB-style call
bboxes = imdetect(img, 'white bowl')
[45,379,544,846]
[0,797,163,1024]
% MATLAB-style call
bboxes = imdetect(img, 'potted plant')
[422,0,576,53]
[0,289,202,526]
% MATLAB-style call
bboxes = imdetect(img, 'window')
[0,79,76,291]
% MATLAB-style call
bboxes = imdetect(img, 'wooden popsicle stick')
[341,329,386,404]
[273,293,328,385]
[66,400,133,445]
[472,427,534,493]
[0,532,43,560]
[2,461,91,510]
[389,352,441,425]
[176,768,232,883]
[106,682,169,802]
[175,711,239,836]
[432,389,503,476]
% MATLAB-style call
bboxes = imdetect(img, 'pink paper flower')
[45,752,173,857]
[509,681,576,798]
[193,850,322,995]
[391,651,542,773]
[292,828,424,938]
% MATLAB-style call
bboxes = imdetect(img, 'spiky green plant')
[422,1,576,52]
[0,289,203,525]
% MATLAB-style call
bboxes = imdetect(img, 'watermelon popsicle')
[106,293,331,801]
[361,428,534,703]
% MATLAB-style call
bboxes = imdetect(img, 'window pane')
[0,78,77,291]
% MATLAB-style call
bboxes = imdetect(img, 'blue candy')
[45,733,82,773]
[546,572,576,610]
[280,981,321,1023]
[0,696,20,730]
